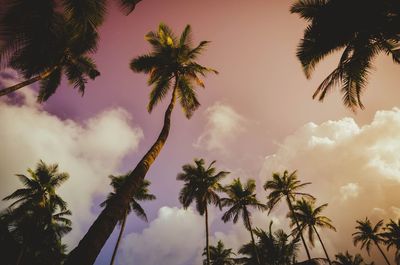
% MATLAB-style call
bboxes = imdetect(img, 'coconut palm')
[64,23,217,265]
[221,178,268,265]
[290,198,336,265]
[353,218,391,265]
[333,251,375,265]
[100,175,155,265]
[264,170,315,261]
[203,240,237,265]
[177,159,229,265]
[291,0,400,110]
[381,219,400,264]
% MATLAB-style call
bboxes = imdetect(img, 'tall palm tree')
[290,198,336,265]
[381,219,400,264]
[264,170,315,261]
[203,240,237,265]
[100,175,155,265]
[353,218,391,265]
[0,0,103,101]
[333,251,375,265]
[291,0,400,110]
[221,178,268,265]
[177,159,229,265]
[64,23,217,265]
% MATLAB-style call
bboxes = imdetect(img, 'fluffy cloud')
[194,102,245,154]
[119,207,205,265]
[0,80,143,247]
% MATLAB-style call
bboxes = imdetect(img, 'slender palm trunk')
[244,209,260,265]
[16,243,25,265]
[286,196,312,261]
[109,212,128,265]
[0,68,55,97]
[374,240,391,265]
[64,84,178,265]
[205,205,211,265]
[312,226,332,265]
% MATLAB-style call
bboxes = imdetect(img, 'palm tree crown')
[382,219,400,264]
[203,240,237,265]
[333,251,375,265]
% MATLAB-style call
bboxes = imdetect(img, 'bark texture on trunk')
[64,87,178,265]
[205,205,210,265]
[109,213,127,265]
[313,226,332,265]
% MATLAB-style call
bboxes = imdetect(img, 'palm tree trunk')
[0,68,55,97]
[374,240,391,265]
[205,205,211,265]
[109,213,128,265]
[286,196,312,261]
[244,209,260,265]
[64,84,178,265]
[312,225,332,265]
[16,243,25,265]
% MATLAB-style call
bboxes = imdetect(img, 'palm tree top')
[352,217,384,255]
[130,23,218,118]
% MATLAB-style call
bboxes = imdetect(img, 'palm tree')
[353,218,391,265]
[64,23,217,265]
[333,251,375,265]
[221,178,268,265]
[100,175,155,265]
[264,170,315,261]
[2,160,71,265]
[290,198,336,265]
[0,0,102,101]
[177,159,229,265]
[381,219,400,264]
[203,240,237,265]
[291,0,400,110]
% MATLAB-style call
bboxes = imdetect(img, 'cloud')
[259,108,400,263]
[0,83,143,248]
[119,207,205,265]
[194,102,246,154]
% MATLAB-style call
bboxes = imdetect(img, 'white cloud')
[340,183,360,201]
[0,83,143,247]
[194,102,246,154]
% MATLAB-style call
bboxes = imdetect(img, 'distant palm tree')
[290,198,336,265]
[177,159,229,265]
[100,175,155,265]
[203,240,237,265]
[264,170,315,261]
[381,219,400,264]
[291,0,400,110]
[221,178,268,265]
[333,251,375,265]
[65,23,217,265]
[353,218,391,265]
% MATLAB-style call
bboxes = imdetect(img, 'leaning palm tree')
[177,159,229,265]
[203,240,237,265]
[221,178,268,265]
[264,170,315,261]
[333,251,375,265]
[381,219,400,265]
[100,175,155,265]
[290,198,336,265]
[291,0,400,110]
[353,218,391,265]
[65,23,217,265]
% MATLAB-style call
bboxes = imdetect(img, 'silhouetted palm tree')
[203,240,237,265]
[333,251,375,265]
[221,178,268,265]
[353,218,391,265]
[65,23,217,265]
[382,219,400,264]
[291,0,400,110]
[177,159,229,265]
[264,170,315,261]
[290,198,336,265]
[100,175,155,265]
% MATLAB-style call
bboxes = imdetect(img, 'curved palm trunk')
[374,240,391,265]
[312,226,332,265]
[244,209,260,265]
[286,196,312,261]
[205,205,211,265]
[0,68,55,97]
[109,212,128,265]
[64,86,178,265]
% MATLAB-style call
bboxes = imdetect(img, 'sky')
[1,0,400,264]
